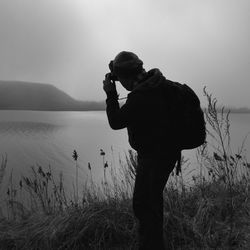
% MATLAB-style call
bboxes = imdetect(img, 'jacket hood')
[132,68,164,93]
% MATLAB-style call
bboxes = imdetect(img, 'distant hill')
[0,81,105,111]
[1,81,249,113]
[222,107,250,113]
[202,106,250,114]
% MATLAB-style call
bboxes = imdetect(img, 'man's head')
[110,51,144,91]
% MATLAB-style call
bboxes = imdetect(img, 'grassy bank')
[0,89,249,250]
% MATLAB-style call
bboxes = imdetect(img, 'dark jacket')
[106,69,178,156]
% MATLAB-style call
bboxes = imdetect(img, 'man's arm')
[106,92,127,129]
[103,74,132,130]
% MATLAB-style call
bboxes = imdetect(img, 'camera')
[108,60,118,81]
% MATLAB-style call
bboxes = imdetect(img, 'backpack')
[162,80,206,174]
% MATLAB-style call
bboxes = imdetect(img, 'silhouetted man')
[103,51,180,250]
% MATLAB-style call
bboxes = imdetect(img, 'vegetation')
[0,89,249,249]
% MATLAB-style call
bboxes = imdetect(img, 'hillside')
[0,81,248,113]
[0,81,105,111]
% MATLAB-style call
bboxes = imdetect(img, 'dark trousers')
[133,153,178,250]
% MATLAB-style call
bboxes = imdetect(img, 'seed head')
[235,154,242,160]
[72,150,78,161]
[230,156,235,162]
[24,177,31,186]
[38,166,46,178]
[88,162,91,170]
[213,152,223,161]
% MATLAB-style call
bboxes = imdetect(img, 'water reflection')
[0,121,62,136]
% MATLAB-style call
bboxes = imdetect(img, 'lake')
[0,110,249,196]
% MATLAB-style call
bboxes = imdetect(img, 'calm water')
[0,111,129,192]
[0,110,249,193]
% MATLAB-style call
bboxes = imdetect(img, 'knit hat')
[112,51,143,79]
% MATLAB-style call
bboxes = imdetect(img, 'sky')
[0,0,249,108]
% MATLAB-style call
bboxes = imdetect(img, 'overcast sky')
[0,0,249,107]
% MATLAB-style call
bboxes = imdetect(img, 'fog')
[0,0,249,108]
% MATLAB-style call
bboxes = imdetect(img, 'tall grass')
[0,89,249,249]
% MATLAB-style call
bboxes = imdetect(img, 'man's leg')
[133,155,177,250]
